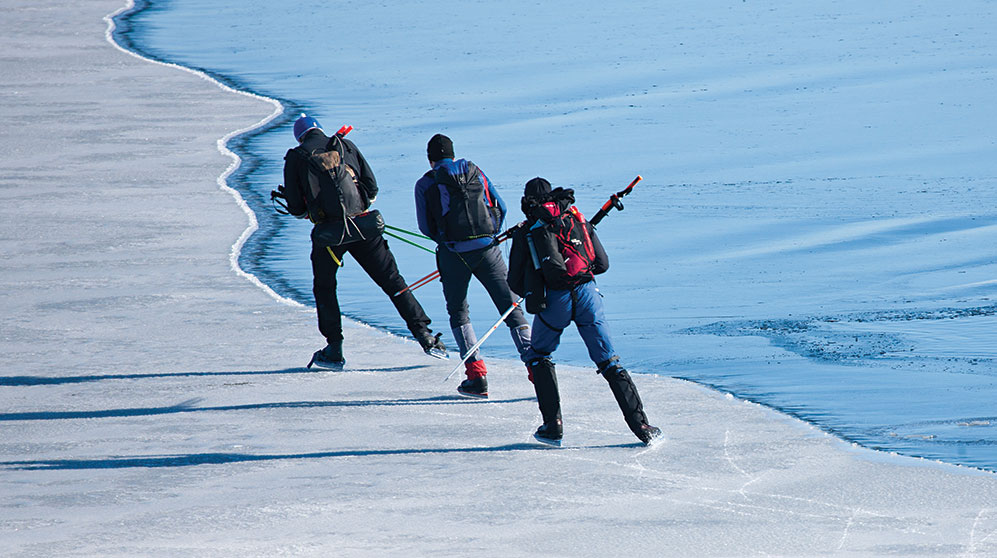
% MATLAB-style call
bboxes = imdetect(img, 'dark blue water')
[114,0,997,472]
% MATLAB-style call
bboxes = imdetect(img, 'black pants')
[311,232,431,344]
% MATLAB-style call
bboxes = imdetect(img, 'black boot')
[416,331,448,359]
[308,340,345,369]
[457,376,488,399]
[635,424,662,444]
[601,363,659,444]
[529,357,562,444]
[534,420,563,446]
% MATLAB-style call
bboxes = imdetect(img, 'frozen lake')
[116,0,997,471]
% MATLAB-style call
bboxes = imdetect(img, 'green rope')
[383,230,436,254]
[383,224,432,241]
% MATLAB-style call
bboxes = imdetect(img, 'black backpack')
[298,135,366,224]
[431,161,501,242]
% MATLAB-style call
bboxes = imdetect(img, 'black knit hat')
[523,177,552,200]
[521,177,553,216]
[427,134,454,162]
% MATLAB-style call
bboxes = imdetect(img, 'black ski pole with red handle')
[588,175,642,226]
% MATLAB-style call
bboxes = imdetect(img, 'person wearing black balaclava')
[507,177,660,446]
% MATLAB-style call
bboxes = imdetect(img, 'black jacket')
[282,129,378,219]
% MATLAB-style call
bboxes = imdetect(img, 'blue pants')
[525,280,616,367]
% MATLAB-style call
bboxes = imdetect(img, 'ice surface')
[1,1,997,556]
[121,0,997,468]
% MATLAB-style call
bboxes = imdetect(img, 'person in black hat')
[414,134,531,398]
[507,177,660,445]
[281,114,446,368]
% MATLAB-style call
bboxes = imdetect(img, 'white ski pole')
[443,297,525,382]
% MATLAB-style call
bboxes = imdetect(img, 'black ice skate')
[533,420,563,447]
[636,424,662,445]
[307,343,345,369]
[457,376,488,399]
[418,332,448,360]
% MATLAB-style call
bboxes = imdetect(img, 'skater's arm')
[281,149,308,218]
[588,223,610,275]
[347,139,378,204]
[507,231,528,297]
[414,175,437,240]
[479,168,507,227]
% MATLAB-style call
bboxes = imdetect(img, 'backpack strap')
[323,134,344,156]
[292,145,309,159]
[467,161,497,207]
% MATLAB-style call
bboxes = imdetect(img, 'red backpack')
[528,201,597,287]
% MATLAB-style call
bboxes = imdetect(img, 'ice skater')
[414,134,531,398]
[280,114,446,368]
[507,177,660,445]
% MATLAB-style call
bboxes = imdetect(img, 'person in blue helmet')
[281,114,446,368]
[507,177,660,446]
[414,134,531,398]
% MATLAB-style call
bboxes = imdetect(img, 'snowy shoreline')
[105,0,295,309]
[1,1,996,556]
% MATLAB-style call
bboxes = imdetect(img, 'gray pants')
[437,244,530,362]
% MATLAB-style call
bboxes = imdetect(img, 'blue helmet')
[293,113,322,141]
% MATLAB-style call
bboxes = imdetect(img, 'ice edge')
[102,0,303,309]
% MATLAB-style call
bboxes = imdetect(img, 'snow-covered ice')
[121,0,997,469]
[2,1,997,556]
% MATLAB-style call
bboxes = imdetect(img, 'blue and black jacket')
[414,158,507,253]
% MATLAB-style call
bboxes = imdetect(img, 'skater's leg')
[529,357,562,442]
[522,288,571,365]
[348,235,433,339]
[310,240,348,345]
[570,281,616,366]
[469,245,531,360]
